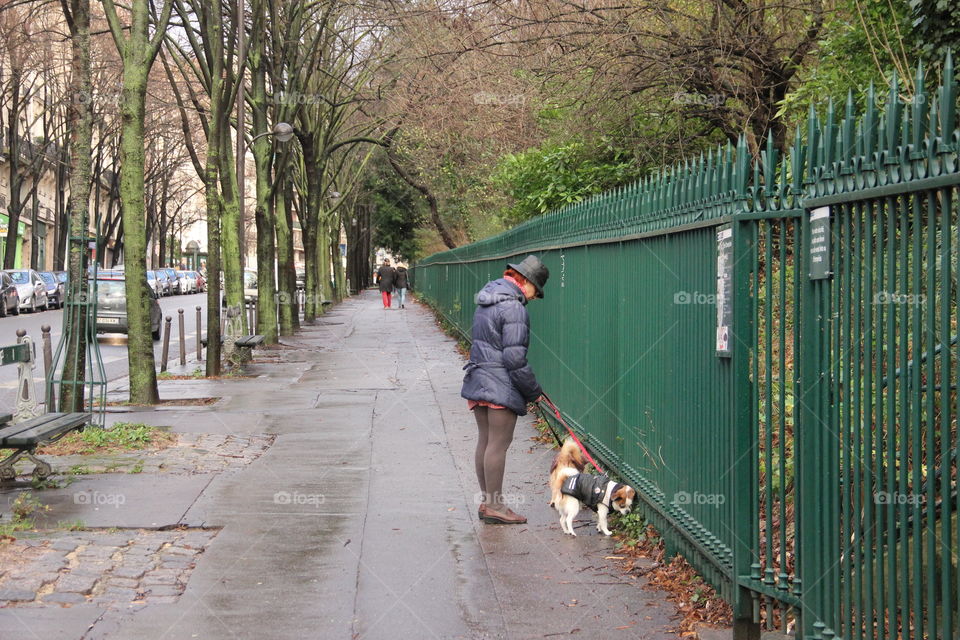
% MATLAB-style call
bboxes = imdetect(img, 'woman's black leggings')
[473,406,518,509]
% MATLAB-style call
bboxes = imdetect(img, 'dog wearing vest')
[549,438,636,536]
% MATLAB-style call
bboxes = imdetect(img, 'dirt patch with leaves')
[36,422,176,456]
[614,523,732,636]
[104,397,220,408]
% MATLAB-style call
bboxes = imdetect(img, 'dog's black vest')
[561,473,610,511]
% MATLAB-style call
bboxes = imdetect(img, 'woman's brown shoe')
[478,504,488,519]
[481,507,527,525]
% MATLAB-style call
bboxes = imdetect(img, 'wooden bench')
[200,334,264,348]
[234,335,265,348]
[0,333,92,481]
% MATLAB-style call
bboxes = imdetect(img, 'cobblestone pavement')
[43,434,275,476]
[0,528,218,608]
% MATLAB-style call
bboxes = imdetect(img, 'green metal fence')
[415,58,959,640]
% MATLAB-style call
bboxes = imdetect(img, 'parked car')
[0,271,20,316]
[7,269,48,313]
[146,270,163,298]
[161,268,181,295]
[178,270,197,294]
[39,271,65,309]
[154,269,172,296]
[95,275,162,340]
[54,270,68,285]
[295,269,306,290]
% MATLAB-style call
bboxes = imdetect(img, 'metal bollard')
[160,316,172,373]
[248,302,255,333]
[196,306,203,361]
[41,325,53,408]
[178,308,186,366]
[40,325,52,378]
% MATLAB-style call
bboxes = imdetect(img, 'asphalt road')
[0,292,210,411]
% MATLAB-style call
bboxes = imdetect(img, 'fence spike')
[763,130,777,193]
[885,70,901,154]
[806,103,820,181]
[940,50,956,137]
[842,89,855,162]
[823,98,836,168]
[864,82,877,159]
[928,90,940,166]
[735,134,749,196]
[912,63,927,148]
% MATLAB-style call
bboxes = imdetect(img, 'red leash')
[539,392,605,474]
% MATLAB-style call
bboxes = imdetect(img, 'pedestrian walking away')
[394,264,410,308]
[375,259,397,308]
[460,254,549,525]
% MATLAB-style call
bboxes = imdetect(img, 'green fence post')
[730,134,760,640]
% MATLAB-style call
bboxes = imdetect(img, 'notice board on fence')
[716,225,732,357]
[809,207,831,280]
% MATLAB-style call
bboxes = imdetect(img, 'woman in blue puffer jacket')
[461,255,549,525]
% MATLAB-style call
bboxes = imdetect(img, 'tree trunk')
[346,202,371,294]
[4,68,24,269]
[330,220,345,301]
[101,0,172,404]
[299,139,322,323]
[203,59,226,376]
[117,52,159,404]
[316,214,331,305]
[249,5,277,343]
[219,131,246,333]
[301,223,317,323]
[275,179,298,333]
[58,0,93,412]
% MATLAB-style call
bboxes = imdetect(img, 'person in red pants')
[375,258,397,308]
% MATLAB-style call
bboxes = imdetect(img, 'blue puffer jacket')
[460,278,542,415]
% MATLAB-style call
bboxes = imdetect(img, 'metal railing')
[415,57,960,639]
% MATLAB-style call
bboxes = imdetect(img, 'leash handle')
[539,392,605,474]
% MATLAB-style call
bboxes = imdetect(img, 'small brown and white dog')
[549,438,636,536]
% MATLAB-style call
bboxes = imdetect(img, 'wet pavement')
[0,290,679,639]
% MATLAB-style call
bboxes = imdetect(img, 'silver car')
[146,270,164,298]
[177,270,197,294]
[6,269,48,313]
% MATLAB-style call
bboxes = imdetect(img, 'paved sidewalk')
[0,290,678,639]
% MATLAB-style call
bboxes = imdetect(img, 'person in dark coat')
[375,259,397,308]
[461,255,549,524]
[394,265,410,309]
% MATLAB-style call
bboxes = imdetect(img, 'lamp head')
[273,122,294,142]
